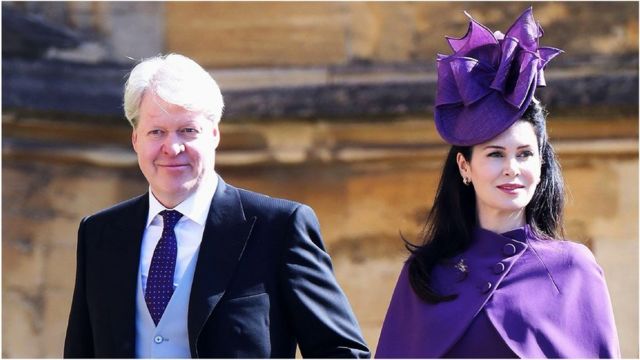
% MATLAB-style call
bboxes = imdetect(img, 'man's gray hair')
[123,53,224,127]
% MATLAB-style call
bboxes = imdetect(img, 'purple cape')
[376,226,620,358]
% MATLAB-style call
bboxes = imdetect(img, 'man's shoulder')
[83,193,147,224]
[235,186,302,213]
[227,184,315,221]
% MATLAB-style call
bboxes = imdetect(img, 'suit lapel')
[102,194,148,357]
[188,177,256,356]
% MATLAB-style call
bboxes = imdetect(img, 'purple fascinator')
[434,7,563,146]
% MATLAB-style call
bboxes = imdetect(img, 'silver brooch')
[454,258,468,281]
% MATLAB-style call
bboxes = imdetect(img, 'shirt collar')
[146,172,219,228]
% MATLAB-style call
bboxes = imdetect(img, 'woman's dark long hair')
[406,102,565,303]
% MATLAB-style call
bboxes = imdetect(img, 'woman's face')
[457,120,542,222]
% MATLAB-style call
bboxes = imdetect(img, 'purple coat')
[376,226,620,358]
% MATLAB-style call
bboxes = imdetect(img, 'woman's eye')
[518,150,534,158]
[488,151,503,158]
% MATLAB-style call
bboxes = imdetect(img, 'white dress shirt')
[139,174,218,293]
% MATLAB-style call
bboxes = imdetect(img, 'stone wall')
[3,116,638,357]
[2,1,638,357]
[165,2,638,67]
[6,2,637,66]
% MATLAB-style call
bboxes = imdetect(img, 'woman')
[376,8,620,358]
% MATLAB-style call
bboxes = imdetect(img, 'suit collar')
[187,176,256,357]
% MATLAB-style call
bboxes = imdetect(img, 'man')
[64,54,370,358]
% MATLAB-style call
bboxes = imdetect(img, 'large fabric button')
[493,262,506,274]
[502,243,517,256]
[154,335,164,344]
[481,282,492,294]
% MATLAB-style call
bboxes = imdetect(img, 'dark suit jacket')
[64,177,370,358]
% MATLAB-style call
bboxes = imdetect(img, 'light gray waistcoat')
[135,249,200,358]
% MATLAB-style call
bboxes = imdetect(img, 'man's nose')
[162,134,185,156]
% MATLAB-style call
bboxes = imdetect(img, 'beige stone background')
[3,2,639,358]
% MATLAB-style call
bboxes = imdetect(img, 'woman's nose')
[503,157,520,177]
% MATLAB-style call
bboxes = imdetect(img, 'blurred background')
[2,1,638,357]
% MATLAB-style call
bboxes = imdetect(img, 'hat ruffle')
[435,7,562,146]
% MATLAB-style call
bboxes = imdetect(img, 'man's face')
[132,92,219,208]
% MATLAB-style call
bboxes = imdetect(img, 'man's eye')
[148,130,163,136]
[182,128,199,134]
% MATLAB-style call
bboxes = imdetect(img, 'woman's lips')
[497,183,524,194]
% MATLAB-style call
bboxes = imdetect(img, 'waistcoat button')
[493,262,506,274]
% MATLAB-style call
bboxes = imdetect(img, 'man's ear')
[212,124,220,149]
[131,128,138,153]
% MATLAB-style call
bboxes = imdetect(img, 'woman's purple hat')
[434,7,562,146]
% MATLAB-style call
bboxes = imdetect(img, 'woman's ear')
[456,152,469,178]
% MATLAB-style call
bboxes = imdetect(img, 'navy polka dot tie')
[145,210,182,325]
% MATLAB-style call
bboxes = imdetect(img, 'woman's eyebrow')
[482,144,533,150]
